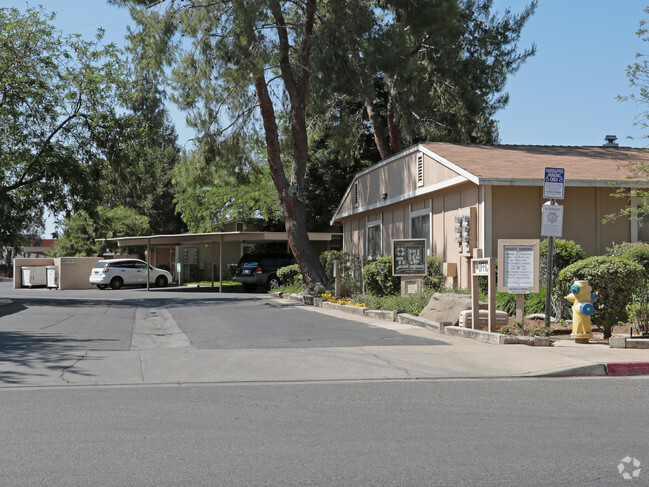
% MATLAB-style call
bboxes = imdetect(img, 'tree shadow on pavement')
[0,330,113,385]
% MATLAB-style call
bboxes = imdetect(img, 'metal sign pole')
[544,202,555,330]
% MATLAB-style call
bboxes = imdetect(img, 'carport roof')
[102,231,339,247]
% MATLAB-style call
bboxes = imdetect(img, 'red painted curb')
[606,362,649,376]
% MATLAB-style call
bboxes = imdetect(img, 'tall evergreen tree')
[111,0,536,290]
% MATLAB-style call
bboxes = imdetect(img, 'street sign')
[543,167,565,200]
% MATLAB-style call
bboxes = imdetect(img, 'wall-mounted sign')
[392,239,427,276]
[61,258,76,264]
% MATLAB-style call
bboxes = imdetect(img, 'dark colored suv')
[234,253,296,291]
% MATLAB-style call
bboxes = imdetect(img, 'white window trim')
[366,213,383,259]
[409,201,432,256]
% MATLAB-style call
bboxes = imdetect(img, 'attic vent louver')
[353,182,359,207]
[417,154,424,187]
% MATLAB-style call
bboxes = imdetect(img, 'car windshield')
[93,263,108,269]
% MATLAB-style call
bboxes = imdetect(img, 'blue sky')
[8,0,649,148]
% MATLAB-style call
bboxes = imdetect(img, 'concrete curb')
[540,364,608,377]
[610,337,649,349]
[274,293,553,346]
[605,362,649,376]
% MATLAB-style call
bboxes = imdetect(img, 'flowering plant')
[320,293,366,307]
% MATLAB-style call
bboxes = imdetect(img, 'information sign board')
[497,239,540,294]
[392,239,427,276]
[504,246,535,288]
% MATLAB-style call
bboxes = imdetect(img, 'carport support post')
[146,240,151,292]
[219,234,223,293]
[210,243,215,288]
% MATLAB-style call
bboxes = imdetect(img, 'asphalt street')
[1,282,649,485]
[0,378,648,486]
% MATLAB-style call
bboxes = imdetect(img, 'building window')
[366,214,382,260]
[417,153,424,187]
[411,214,430,253]
[410,202,432,256]
[367,224,382,260]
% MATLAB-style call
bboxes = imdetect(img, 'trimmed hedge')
[277,264,302,287]
[558,256,644,338]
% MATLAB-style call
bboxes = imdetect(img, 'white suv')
[89,259,173,290]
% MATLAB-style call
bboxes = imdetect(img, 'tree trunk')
[387,84,402,154]
[365,98,391,160]
[253,0,329,290]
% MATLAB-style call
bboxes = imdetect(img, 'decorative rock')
[419,293,475,326]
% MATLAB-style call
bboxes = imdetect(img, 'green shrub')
[362,255,400,296]
[540,239,586,282]
[495,286,547,317]
[319,250,346,281]
[320,250,363,296]
[277,264,302,287]
[352,291,432,316]
[227,263,238,279]
[423,255,445,292]
[607,241,649,277]
[558,256,644,338]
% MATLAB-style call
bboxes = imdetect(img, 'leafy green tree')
[608,8,649,222]
[112,0,536,289]
[0,6,131,251]
[112,0,336,289]
[48,206,150,257]
[173,150,283,232]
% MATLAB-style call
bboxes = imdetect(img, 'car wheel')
[110,277,123,290]
[97,284,107,290]
[155,275,168,287]
[266,275,281,291]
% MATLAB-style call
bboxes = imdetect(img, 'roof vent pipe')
[604,135,619,147]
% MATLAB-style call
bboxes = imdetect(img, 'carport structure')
[103,231,339,292]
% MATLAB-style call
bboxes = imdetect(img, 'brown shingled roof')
[421,143,649,183]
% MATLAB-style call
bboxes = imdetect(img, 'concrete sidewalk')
[0,296,648,388]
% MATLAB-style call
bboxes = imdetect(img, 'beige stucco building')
[330,142,649,288]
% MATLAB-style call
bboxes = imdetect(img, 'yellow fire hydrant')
[565,280,595,343]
